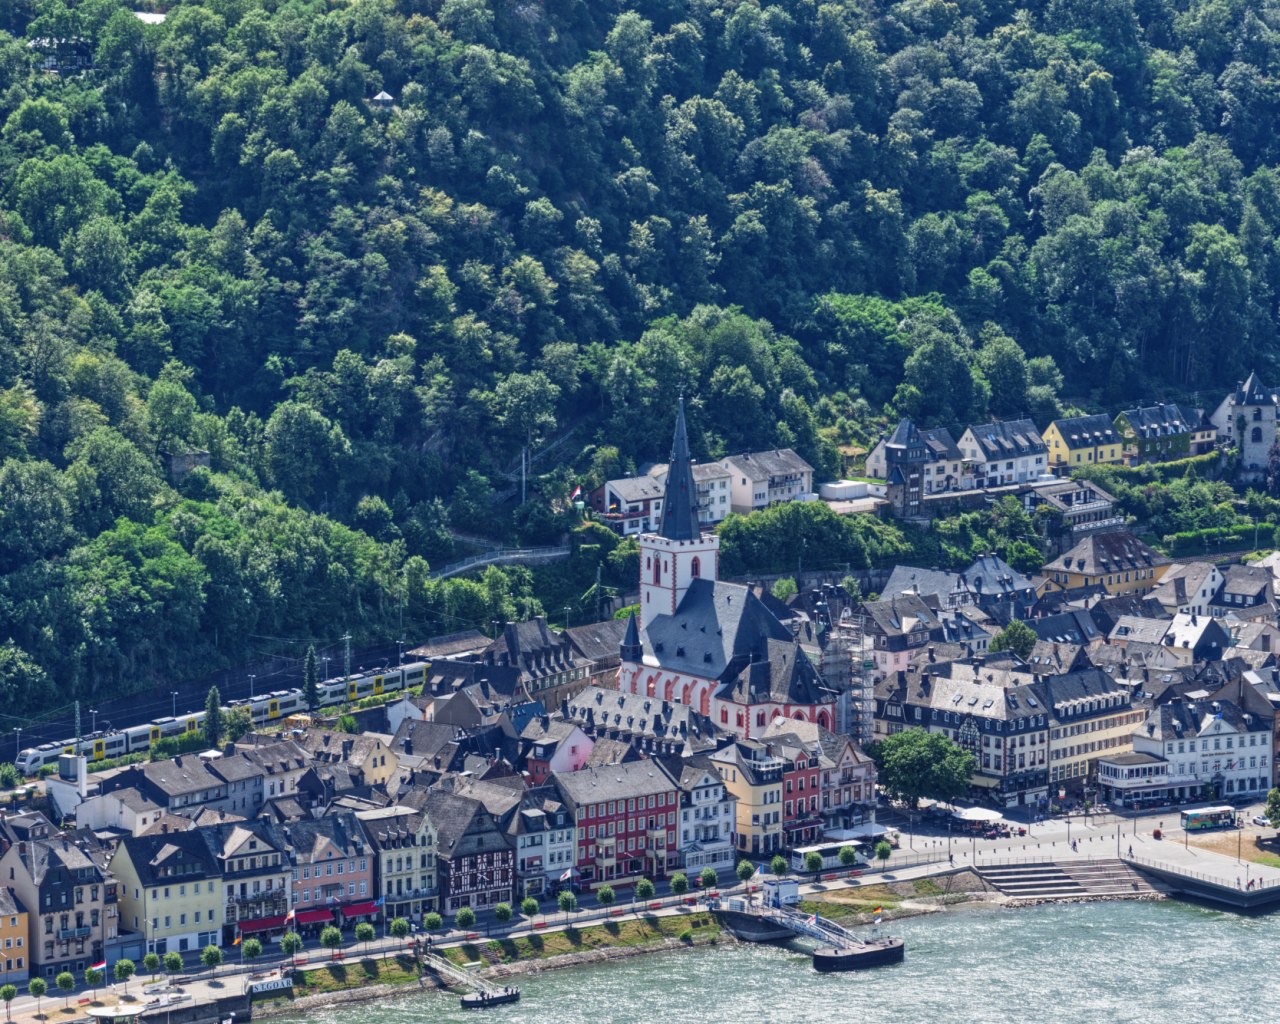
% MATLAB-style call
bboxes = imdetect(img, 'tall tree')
[204,686,224,747]
[870,729,976,808]
[303,644,318,711]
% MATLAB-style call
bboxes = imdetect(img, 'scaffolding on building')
[835,609,875,746]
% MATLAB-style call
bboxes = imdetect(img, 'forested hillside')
[1,0,1278,715]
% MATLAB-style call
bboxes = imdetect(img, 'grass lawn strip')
[444,913,719,965]
[286,954,423,997]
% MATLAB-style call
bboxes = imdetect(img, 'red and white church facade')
[616,400,837,740]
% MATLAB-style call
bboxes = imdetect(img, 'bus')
[789,841,865,873]
[1180,806,1236,831]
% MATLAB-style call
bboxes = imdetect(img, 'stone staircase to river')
[977,860,1165,902]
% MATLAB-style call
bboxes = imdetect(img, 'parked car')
[1251,814,1270,827]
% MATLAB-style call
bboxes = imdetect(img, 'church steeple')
[659,397,701,541]
[639,396,719,633]
[620,611,642,663]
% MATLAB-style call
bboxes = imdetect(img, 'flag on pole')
[286,908,296,921]
[805,913,817,925]
[872,905,882,915]
[874,914,882,925]
[90,960,106,973]
[374,897,386,907]
[233,935,241,946]
[560,868,573,882]
[569,485,583,501]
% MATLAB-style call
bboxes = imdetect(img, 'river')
[272,900,1280,1024]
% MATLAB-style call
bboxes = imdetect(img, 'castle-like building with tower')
[617,400,837,739]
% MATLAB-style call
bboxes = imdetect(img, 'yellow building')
[0,889,29,984]
[711,742,784,857]
[294,731,397,787]
[1041,675,1146,791]
[1041,531,1171,597]
[1043,415,1124,468]
[111,832,222,956]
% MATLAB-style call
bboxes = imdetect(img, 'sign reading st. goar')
[250,977,294,994]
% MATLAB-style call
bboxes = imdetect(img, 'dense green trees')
[869,730,977,809]
[1,0,1279,718]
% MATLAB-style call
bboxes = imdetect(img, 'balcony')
[228,890,280,905]
[58,927,91,940]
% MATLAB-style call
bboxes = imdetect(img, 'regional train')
[15,661,430,775]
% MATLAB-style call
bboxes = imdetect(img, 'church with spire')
[617,400,837,740]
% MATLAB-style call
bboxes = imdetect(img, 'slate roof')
[721,448,814,481]
[281,812,368,863]
[961,554,1033,598]
[882,566,966,604]
[582,736,639,767]
[1151,563,1219,609]
[119,830,220,887]
[137,756,225,797]
[966,419,1046,459]
[551,759,677,812]
[1026,641,1088,674]
[1119,403,1195,438]
[607,474,666,505]
[717,636,833,707]
[641,579,793,680]
[860,593,940,638]
[1050,414,1118,447]
[564,619,629,664]
[1110,616,1171,645]
[14,837,109,886]
[1219,565,1272,599]
[355,806,427,853]
[1139,695,1270,742]
[1044,531,1170,575]
[408,630,490,661]
[424,790,512,859]
[1235,371,1279,406]
[564,686,720,754]
[659,397,701,541]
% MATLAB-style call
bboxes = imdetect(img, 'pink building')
[286,814,377,933]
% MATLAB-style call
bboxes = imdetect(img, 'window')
[1252,426,1264,443]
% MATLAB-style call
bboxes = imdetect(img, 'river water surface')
[276,900,1280,1024]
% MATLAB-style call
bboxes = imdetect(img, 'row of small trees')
[3,865,778,1019]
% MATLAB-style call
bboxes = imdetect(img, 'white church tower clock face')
[638,396,719,633]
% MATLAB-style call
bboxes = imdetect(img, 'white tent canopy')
[951,807,1003,823]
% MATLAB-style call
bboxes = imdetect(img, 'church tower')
[639,398,720,632]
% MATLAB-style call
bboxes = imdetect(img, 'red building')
[551,761,680,889]
[775,740,824,848]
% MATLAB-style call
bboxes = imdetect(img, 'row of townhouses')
[588,448,815,536]
[865,515,1280,810]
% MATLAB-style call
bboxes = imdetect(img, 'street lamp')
[249,674,256,700]
[13,728,20,762]
[90,708,98,734]
[171,691,179,717]
[397,640,405,667]
[322,657,331,682]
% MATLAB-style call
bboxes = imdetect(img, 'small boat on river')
[460,986,521,1009]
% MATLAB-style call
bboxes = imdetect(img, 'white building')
[1100,696,1271,806]
[1210,372,1278,476]
[721,450,814,514]
[958,419,1047,487]
[669,759,737,877]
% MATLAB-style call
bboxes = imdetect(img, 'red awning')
[341,901,380,918]
[238,915,287,934]
[295,908,333,925]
